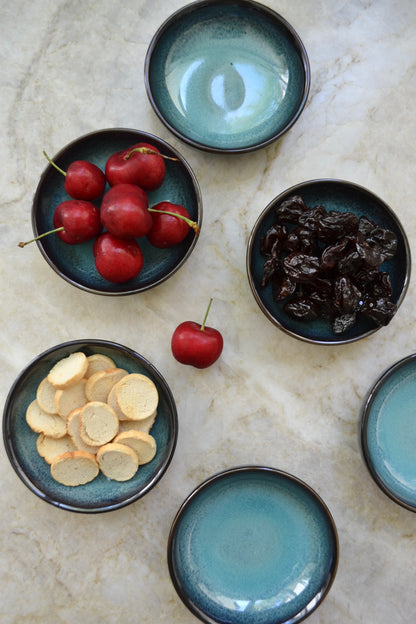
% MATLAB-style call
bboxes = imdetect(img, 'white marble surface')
[1,0,416,622]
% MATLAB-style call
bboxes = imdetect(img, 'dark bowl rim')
[359,353,416,513]
[246,177,412,346]
[144,0,311,154]
[167,464,339,624]
[32,127,203,296]
[2,338,179,514]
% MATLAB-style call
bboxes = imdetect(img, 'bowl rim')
[2,338,178,513]
[167,465,339,624]
[144,0,311,154]
[359,353,416,513]
[32,127,203,296]
[246,177,412,345]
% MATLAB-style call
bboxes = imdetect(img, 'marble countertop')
[1,0,416,622]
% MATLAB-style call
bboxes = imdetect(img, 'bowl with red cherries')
[22,128,202,295]
[247,179,411,345]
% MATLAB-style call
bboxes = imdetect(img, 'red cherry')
[18,199,101,247]
[43,151,106,201]
[171,299,223,369]
[105,142,176,191]
[93,232,143,283]
[100,183,151,239]
[147,202,192,248]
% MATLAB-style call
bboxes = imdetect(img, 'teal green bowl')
[2,340,178,513]
[247,179,411,345]
[145,0,310,153]
[360,355,416,512]
[31,128,202,295]
[168,466,338,624]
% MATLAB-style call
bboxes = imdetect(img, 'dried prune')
[259,193,399,336]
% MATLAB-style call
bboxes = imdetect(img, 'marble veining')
[1,1,416,623]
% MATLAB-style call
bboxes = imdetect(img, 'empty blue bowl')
[145,0,310,153]
[30,128,202,295]
[247,179,411,345]
[168,466,338,624]
[360,354,416,512]
[2,340,178,513]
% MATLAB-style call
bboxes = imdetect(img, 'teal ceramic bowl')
[145,0,310,153]
[2,340,178,513]
[360,354,416,512]
[31,128,202,295]
[247,179,411,345]
[168,466,338,624]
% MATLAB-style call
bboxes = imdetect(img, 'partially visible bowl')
[145,0,310,153]
[2,339,178,513]
[168,466,338,624]
[247,179,411,345]
[360,354,416,512]
[31,128,202,295]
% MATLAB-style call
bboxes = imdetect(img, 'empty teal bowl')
[145,0,310,153]
[168,466,338,624]
[360,354,416,512]
[30,128,202,295]
[2,340,178,513]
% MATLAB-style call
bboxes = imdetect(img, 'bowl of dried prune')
[247,179,411,345]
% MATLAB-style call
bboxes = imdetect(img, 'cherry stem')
[148,208,200,235]
[43,150,66,177]
[201,298,213,331]
[124,147,178,162]
[18,226,64,248]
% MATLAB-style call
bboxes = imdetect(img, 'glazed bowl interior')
[2,339,178,513]
[145,0,310,153]
[168,466,338,624]
[360,354,416,512]
[247,179,411,345]
[32,128,202,295]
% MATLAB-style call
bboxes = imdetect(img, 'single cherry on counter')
[43,150,106,201]
[171,299,223,369]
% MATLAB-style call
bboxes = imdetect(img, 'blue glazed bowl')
[145,0,310,153]
[247,179,411,345]
[2,340,178,513]
[168,466,338,624]
[360,354,416,512]
[31,128,202,295]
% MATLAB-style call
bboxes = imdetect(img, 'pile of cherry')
[19,142,199,284]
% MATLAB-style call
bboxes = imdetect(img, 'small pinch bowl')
[360,354,416,512]
[247,179,411,345]
[2,340,178,513]
[31,128,202,295]
[145,0,310,153]
[168,466,338,624]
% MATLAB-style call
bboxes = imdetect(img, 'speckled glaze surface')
[247,179,411,345]
[145,0,310,152]
[168,467,338,624]
[32,128,202,295]
[2,340,178,513]
[360,354,416,512]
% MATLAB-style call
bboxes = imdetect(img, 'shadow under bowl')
[360,354,416,512]
[32,128,202,295]
[2,339,178,513]
[145,0,310,153]
[247,179,411,345]
[168,466,338,624]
